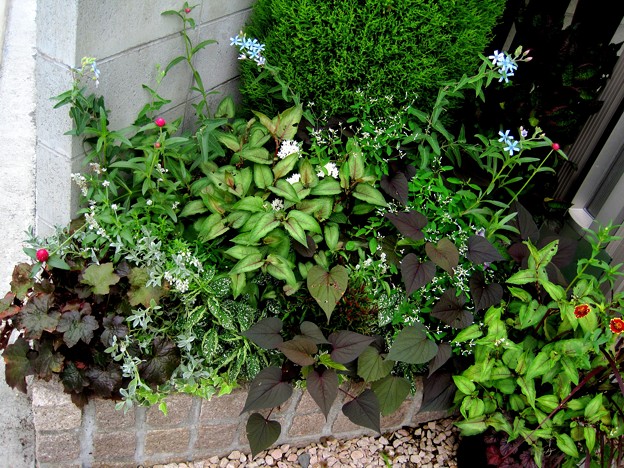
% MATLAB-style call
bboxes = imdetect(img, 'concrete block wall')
[30,377,449,467]
[35,0,254,235]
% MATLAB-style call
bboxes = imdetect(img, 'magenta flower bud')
[36,249,49,262]
[155,117,166,127]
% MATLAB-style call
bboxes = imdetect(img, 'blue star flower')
[498,130,512,143]
[504,140,520,155]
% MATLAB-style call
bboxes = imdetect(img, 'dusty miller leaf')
[306,368,338,419]
[81,263,121,295]
[342,389,381,433]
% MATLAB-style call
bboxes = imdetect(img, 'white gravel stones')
[150,418,460,468]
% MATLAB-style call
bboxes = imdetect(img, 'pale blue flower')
[504,140,520,155]
[488,50,505,66]
[498,70,514,83]
[498,130,511,143]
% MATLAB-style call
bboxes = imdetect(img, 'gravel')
[150,417,460,468]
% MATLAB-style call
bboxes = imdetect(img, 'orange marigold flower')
[574,304,591,318]
[610,318,624,334]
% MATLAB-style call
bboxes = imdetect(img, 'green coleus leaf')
[32,340,64,378]
[197,213,229,242]
[236,146,272,164]
[16,293,60,340]
[230,253,265,275]
[282,216,308,246]
[287,210,322,234]
[81,263,120,295]
[242,317,284,349]
[357,346,394,383]
[273,152,299,180]
[386,323,438,364]
[342,389,381,433]
[56,311,99,348]
[246,413,281,458]
[138,338,181,386]
[254,163,274,188]
[11,263,33,297]
[309,178,342,196]
[275,105,303,140]
[2,337,33,393]
[371,375,411,416]
[232,196,266,212]
[555,433,579,458]
[307,265,348,323]
[269,179,301,203]
[306,368,338,419]
[328,331,375,364]
[241,366,293,413]
[265,254,297,285]
[277,337,317,366]
[425,238,459,275]
[249,212,279,242]
[352,183,387,207]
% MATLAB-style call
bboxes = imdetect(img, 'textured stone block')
[331,412,374,436]
[92,430,137,461]
[288,412,326,438]
[146,394,195,428]
[33,403,82,431]
[31,379,74,407]
[380,396,414,430]
[194,423,238,457]
[412,409,453,426]
[94,398,135,431]
[144,427,191,456]
[200,390,247,423]
[36,430,81,464]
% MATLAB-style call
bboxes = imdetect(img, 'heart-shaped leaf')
[342,389,381,433]
[278,337,317,366]
[300,321,329,344]
[16,293,60,340]
[86,367,122,398]
[31,340,64,379]
[470,271,504,312]
[428,342,452,377]
[466,236,504,264]
[242,367,293,413]
[387,324,438,364]
[81,263,121,295]
[371,375,411,416]
[380,172,409,205]
[246,413,281,458]
[511,201,539,242]
[307,368,338,419]
[2,337,33,393]
[293,235,317,258]
[431,288,473,329]
[138,338,181,386]
[384,210,427,241]
[357,346,394,383]
[420,371,456,412]
[307,265,349,323]
[425,238,459,275]
[329,331,375,364]
[400,254,435,296]
[243,317,284,349]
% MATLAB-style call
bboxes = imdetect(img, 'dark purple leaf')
[425,238,459,275]
[56,311,99,348]
[470,271,504,312]
[431,289,473,329]
[400,254,436,296]
[508,242,529,264]
[540,235,577,268]
[307,368,338,419]
[100,315,128,346]
[242,317,284,349]
[428,343,452,377]
[342,389,381,433]
[138,338,181,386]
[466,236,504,264]
[16,293,60,340]
[328,331,375,364]
[384,211,428,241]
[85,367,122,398]
[246,413,281,458]
[242,366,294,413]
[32,340,64,378]
[300,321,329,344]
[277,337,317,366]
[371,375,411,416]
[61,362,88,393]
[420,371,455,412]
[2,337,33,393]
[511,202,539,242]
[293,234,317,258]
[380,172,409,205]
[386,324,438,364]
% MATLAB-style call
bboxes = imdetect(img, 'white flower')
[271,199,284,211]
[110,204,118,211]
[324,162,339,179]
[146,199,153,206]
[286,173,301,184]
[102,180,110,187]
[277,140,301,159]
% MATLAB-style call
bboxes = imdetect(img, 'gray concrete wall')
[35,0,254,235]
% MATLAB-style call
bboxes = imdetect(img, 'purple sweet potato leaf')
[431,289,473,329]
[246,413,281,458]
[400,254,436,296]
[300,321,329,344]
[470,271,504,312]
[466,236,504,264]
[371,374,411,416]
[425,238,459,275]
[329,331,375,364]
[242,317,284,349]
[511,202,539,242]
[342,389,381,433]
[428,342,452,378]
[242,366,294,413]
[380,172,409,205]
[277,337,317,367]
[384,210,428,241]
[386,323,438,364]
[307,368,338,419]
[420,371,455,412]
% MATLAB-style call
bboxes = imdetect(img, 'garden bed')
[31,377,449,467]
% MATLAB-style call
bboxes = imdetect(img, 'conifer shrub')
[239,0,507,118]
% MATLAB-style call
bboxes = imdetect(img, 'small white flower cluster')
[277,140,301,159]
[286,173,301,184]
[71,173,89,196]
[271,198,284,211]
[162,249,203,294]
[89,162,106,175]
[317,161,339,179]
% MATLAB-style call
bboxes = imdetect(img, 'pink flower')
[155,117,166,127]
[184,8,191,13]
[552,143,560,151]
[154,142,161,148]
[36,249,49,262]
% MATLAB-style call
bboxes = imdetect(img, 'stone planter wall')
[31,378,449,467]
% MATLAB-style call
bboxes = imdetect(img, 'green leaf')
[517,376,536,408]
[11,263,33,297]
[453,324,483,343]
[307,265,348,322]
[180,199,208,217]
[309,178,342,196]
[507,269,538,285]
[233,196,266,212]
[246,413,281,458]
[387,324,438,364]
[16,293,60,340]
[81,263,120,295]
[307,368,338,419]
[353,183,387,207]
[2,337,33,392]
[230,254,265,275]
[57,311,99,348]
[273,152,299,180]
[324,223,340,251]
[277,337,317,366]
[518,300,548,330]
[357,346,394,383]
[342,389,381,433]
[282,217,307,246]
[275,105,303,140]
[584,426,596,453]
[237,147,272,164]
[242,367,293,413]
[287,210,321,234]
[242,317,283,349]
[371,375,411,416]
[265,254,297,285]
[32,340,64,378]
[46,255,70,270]
[254,163,274,188]
[455,417,487,436]
[425,238,459,275]
[453,375,476,395]
[249,212,279,242]
[508,286,532,302]
[555,433,579,458]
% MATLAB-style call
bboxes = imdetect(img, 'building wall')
[35,0,254,235]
